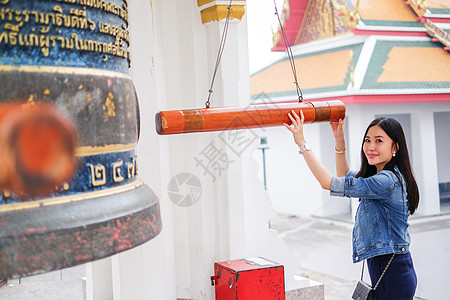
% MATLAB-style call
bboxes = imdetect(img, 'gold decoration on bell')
[103,92,116,122]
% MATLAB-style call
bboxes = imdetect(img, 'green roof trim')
[342,0,428,29]
[361,20,423,28]
[361,40,450,90]
[251,84,349,100]
[343,0,356,11]
[428,8,450,15]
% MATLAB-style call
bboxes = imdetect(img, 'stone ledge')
[286,275,324,300]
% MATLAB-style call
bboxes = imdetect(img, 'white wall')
[253,121,350,217]
[130,1,302,299]
[252,125,323,216]
[121,0,178,299]
[87,1,180,299]
[434,112,450,183]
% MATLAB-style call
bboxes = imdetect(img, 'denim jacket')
[330,167,411,263]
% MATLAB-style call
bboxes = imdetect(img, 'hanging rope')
[205,0,233,108]
[273,0,303,102]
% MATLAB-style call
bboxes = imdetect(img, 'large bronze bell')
[0,0,162,278]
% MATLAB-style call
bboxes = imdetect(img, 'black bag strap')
[361,254,395,290]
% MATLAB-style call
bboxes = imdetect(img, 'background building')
[250,0,450,220]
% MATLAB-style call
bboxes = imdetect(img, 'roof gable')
[295,0,351,45]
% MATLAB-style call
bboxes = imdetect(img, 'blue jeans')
[367,252,417,300]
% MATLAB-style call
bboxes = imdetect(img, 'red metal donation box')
[212,257,285,300]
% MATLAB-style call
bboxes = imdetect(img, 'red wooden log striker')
[156,100,345,135]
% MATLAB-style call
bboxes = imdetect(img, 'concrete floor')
[1,213,449,300]
[270,213,450,300]
[0,265,84,300]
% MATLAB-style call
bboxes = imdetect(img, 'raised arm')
[330,118,349,177]
[284,110,332,190]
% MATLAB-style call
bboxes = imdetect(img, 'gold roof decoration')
[423,19,450,50]
[272,0,290,47]
[406,0,427,17]
[331,0,360,28]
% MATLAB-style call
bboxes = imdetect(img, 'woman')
[284,110,418,300]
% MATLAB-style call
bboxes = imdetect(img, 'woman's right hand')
[330,117,346,149]
[330,118,345,138]
[284,110,306,148]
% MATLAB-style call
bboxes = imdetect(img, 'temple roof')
[251,45,356,97]
[356,0,417,22]
[362,41,450,89]
[348,0,450,33]
[251,39,450,103]
[272,0,309,51]
[253,0,450,104]
[424,0,450,15]
[272,0,450,51]
[272,0,351,50]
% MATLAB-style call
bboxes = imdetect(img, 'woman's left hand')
[284,110,306,148]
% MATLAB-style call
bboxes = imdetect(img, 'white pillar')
[411,111,440,215]
[85,259,113,300]
[87,0,178,299]
[158,3,255,298]
[195,1,303,293]
[88,1,309,299]
[346,105,366,218]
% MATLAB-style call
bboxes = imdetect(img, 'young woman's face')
[363,125,397,173]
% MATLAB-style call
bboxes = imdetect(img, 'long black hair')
[356,117,419,214]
